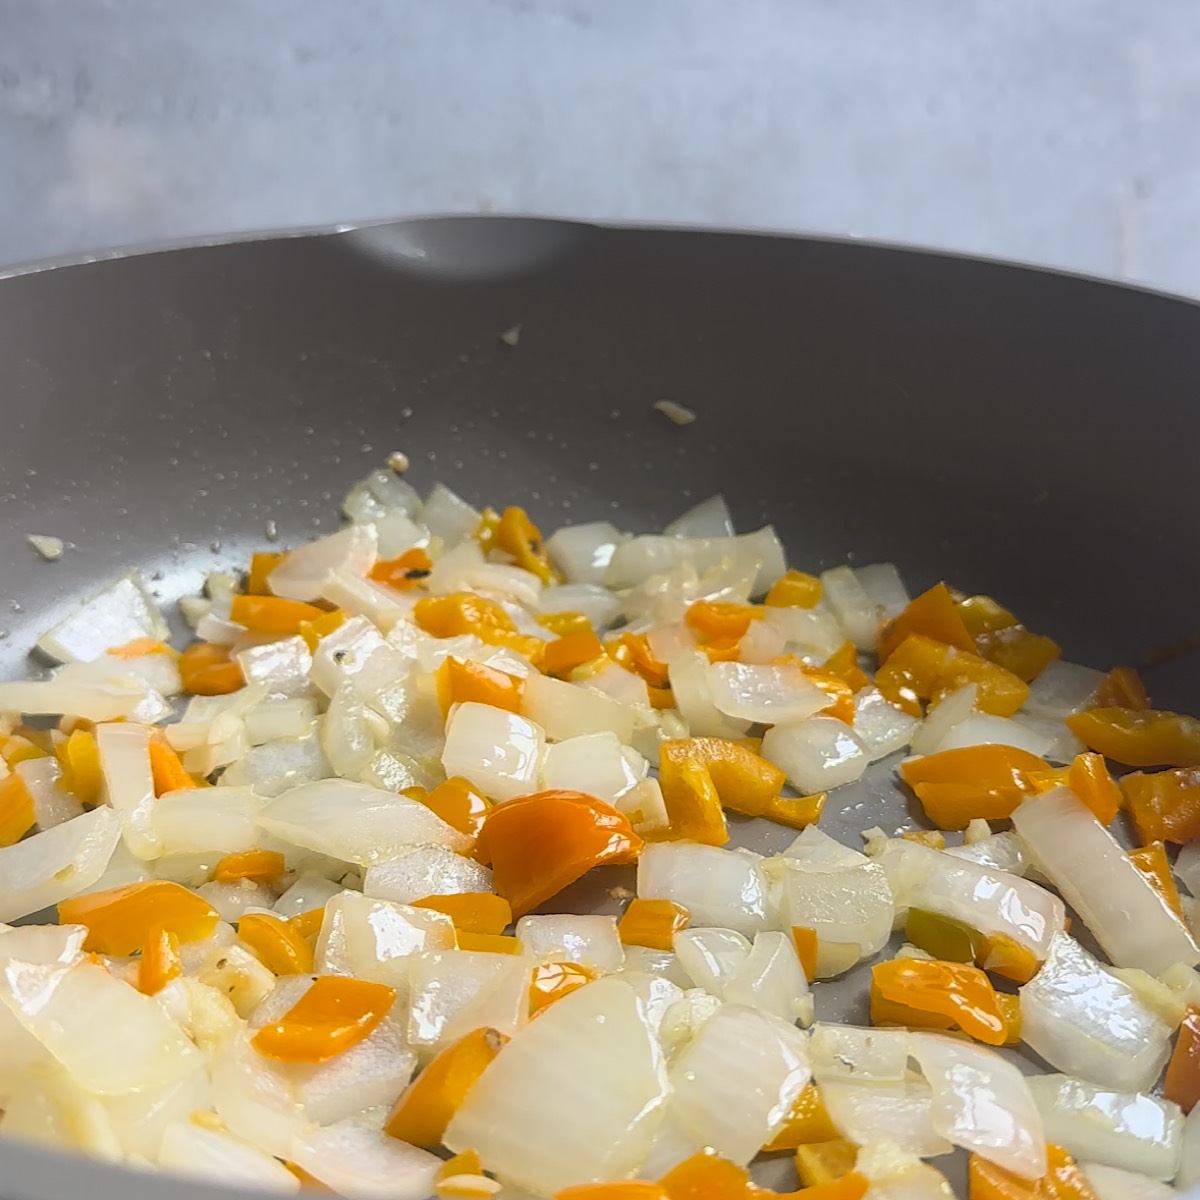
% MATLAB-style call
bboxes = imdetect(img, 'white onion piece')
[219,734,330,798]
[407,949,530,1047]
[236,636,313,699]
[309,616,399,699]
[0,679,168,723]
[1013,788,1200,974]
[289,1117,441,1200]
[545,521,622,585]
[856,1141,957,1200]
[1028,1074,1182,1181]
[16,758,83,830]
[1010,712,1085,765]
[516,915,625,972]
[0,1065,121,1159]
[269,524,378,602]
[580,661,652,710]
[665,1004,811,1166]
[363,847,492,905]
[210,1031,309,1158]
[36,574,169,663]
[875,838,1064,960]
[422,482,481,547]
[316,891,456,997]
[259,779,470,865]
[606,527,785,596]
[616,777,671,836]
[781,825,868,869]
[426,542,543,608]
[723,930,811,1023]
[1018,932,1171,1093]
[658,989,723,1059]
[196,612,246,644]
[1177,844,1200,898]
[372,510,429,559]
[673,927,752,996]
[444,978,669,1195]
[612,971,685,1042]
[909,684,978,757]
[300,1013,416,1126]
[1023,660,1104,719]
[1178,1104,1200,1192]
[708,661,829,725]
[638,842,771,937]
[925,712,1053,757]
[944,831,1030,876]
[822,1078,953,1159]
[761,717,870,794]
[320,682,376,779]
[159,1122,300,1192]
[151,786,260,856]
[1082,1163,1177,1200]
[821,566,880,650]
[668,649,750,739]
[441,702,545,802]
[620,946,693,989]
[322,569,413,633]
[909,1031,1045,1178]
[274,874,343,920]
[521,673,634,744]
[244,697,318,746]
[538,582,623,630]
[855,563,911,623]
[540,731,642,802]
[198,879,278,923]
[854,688,920,761]
[664,495,735,539]
[0,924,86,967]
[763,605,845,660]
[343,467,422,521]
[810,1023,911,1084]
[53,651,182,700]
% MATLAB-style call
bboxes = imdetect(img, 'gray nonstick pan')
[1,216,1199,1199]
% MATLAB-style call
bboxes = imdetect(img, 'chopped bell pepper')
[878,582,976,663]
[179,642,246,696]
[618,898,691,951]
[1121,767,1200,844]
[1064,752,1121,824]
[213,848,287,884]
[822,641,872,693]
[474,506,502,554]
[899,744,1046,829]
[979,933,1040,985]
[759,792,825,830]
[496,506,556,584]
[685,600,763,643]
[997,993,1022,1045]
[106,637,176,660]
[956,594,1061,683]
[968,1144,1098,1200]
[795,1172,867,1200]
[1026,766,1070,794]
[475,790,643,918]
[762,1082,840,1151]
[530,961,596,1015]
[1165,1007,1200,1113]
[457,931,522,954]
[435,657,525,718]
[370,546,433,590]
[246,551,286,596]
[252,975,395,1064]
[537,610,594,638]
[136,926,181,996]
[876,633,1029,718]
[418,776,493,841]
[411,892,513,935]
[1095,665,1150,710]
[1066,706,1200,768]
[793,1143,860,1189]
[870,957,1010,1045]
[541,630,605,678]
[288,908,325,941]
[901,829,947,849]
[148,736,193,797]
[230,594,327,636]
[385,1025,509,1146]
[791,927,819,981]
[904,909,986,963]
[658,1150,757,1200]
[799,666,856,723]
[298,607,347,653]
[765,569,823,609]
[606,633,671,690]
[414,592,544,659]
[436,1149,487,1196]
[656,746,729,847]
[0,733,49,767]
[660,736,788,834]
[58,880,220,956]
[0,773,36,848]
[238,912,315,975]
[1128,842,1185,919]
[556,1184,667,1200]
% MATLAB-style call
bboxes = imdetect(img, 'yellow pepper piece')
[179,642,246,696]
[384,1026,509,1147]
[435,657,525,718]
[979,933,1040,985]
[1067,707,1200,768]
[904,909,985,963]
[541,630,605,679]
[760,792,825,830]
[1095,665,1151,710]
[414,593,544,658]
[253,975,395,1064]
[0,773,36,848]
[969,1144,1098,1200]
[411,892,513,935]
[418,776,493,841]
[247,551,286,596]
[106,637,177,660]
[1129,842,1185,920]
[239,912,315,975]
[879,582,977,663]
[557,1185,667,1200]
[58,880,220,956]
[537,610,593,637]
[136,925,181,996]
[793,1142,860,1189]
[618,899,691,951]
[213,848,287,884]
[1026,766,1071,795]
[1066,752,1122,824]
[148,736,193,797]
[606,633,671,690]
[791,927,819,981]
[289,907,326,941]
[0,734,49,768]
[496,506,556,584]
[765,569,823,609]
[456,931,522,954]
[876,633,1029,718]
[870,957,1009,1045]
[655,746,728,846]
[658,1149,758,1197]
[1121,767,1200,845]
[762,1082,840,1151]
[299,607,347,653]
[899,744,1048,829]
[956,593,1062,683]
[799,665,857,724]
[823,641,872,693]
[529,961,596,1015]
[901,829,947,849]
[230,594,328,637]
[685,600,763,643]
[370,547,433,591]
[996,993,1022,1046]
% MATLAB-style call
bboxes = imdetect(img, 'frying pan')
[1,216,1199,1199]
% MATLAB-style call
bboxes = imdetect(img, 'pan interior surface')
[0,217,1199,1199]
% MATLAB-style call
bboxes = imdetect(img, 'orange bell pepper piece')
[136,926,181,996]
[1164,1007,1200,1114]
[878,583,976,663]
[791,927,819,981]
[411,892,513,935]
[239,912,315,975]
[789,1173,867,1200]
[663,736,787,818]
[1065,752,1121,824]
[799,666,856,723]
[685,600,763,643]
[542,630,605,678]
[475,790,643,918]
[436,1149,486,1193]
[495,506,556,583]
[1067,707,1200,768]
[1128,842,1185,919]
[979,933,1040,985]
[898,744,1046,828]
[418,776,493,841]
[59,880,220,955]
[956,594,1061,683]
[230,594,327,637]
[56,729,103,805]
[106,637,176,660]
[876,633,1029,718]
[253,976,395,1064]
[764,569,823,609]
[762,1082,840,1151]
[179,642,246,696]
[794,1144,860,1190]
[1121,767,1200,844]
[414,593,544,658]
[246,551,286,596]
[556,1184,667,1200]
[537,610,594,638]
[298,607,347,653]
[474,506,502,554]
[370,546,433,590]
[656,745,728,846]
[0,734,48,768]
[385,1026,509,1147]
[457,932,522,954]
[658,1150,757,1200]
[969,1144,1097,1200]
[822,641,871,693]
[213,848,287,884]
[606,633,671,690]
[289,907,326,941]
[617,899,690,951]
[435,657,525,719]
[1095,665,1151,710]
[529,961,596,1015]
[759,792,826,830]
[0,773,35,848]
[148,736,193,797]
[870,957,1009,1045]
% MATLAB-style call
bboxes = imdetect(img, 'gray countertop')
[3,0,1199,296]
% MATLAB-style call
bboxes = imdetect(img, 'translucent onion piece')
[709,661,829,725]
[1178,844,1200,898]
[1027,1074,1183,1181]
[909,685,978,758]
[909,1031,1045,1178]
[1082,1163,1178,1200]
[540,731,642,803]
[673,927,752,996]
[538,582,623,631]
[620,946,694,989]
[322,569,414,633]
[259,779,470,865]
[821,566,880,650]
[236,636,314,700]
[761,717,870,794]
[372,511,429,560]
[637,842,771,938]
[521,673,634,744]
[1178,1104,1200,1192]
[219,734,330,798]
[1023,660,1104,719]
[545,521,623,585]
[1011,712,1086,765]
[268,524,378,602]
[274,874,343,920]
[855,563,911,623]
[441,702,546,803]
[855,1141,957,1200]
[158,1121,300,1192]
[54,652,182,700]
[1012,787,1200,974]
[854,688,920,761]
[152,786,261,856]
[289,1117,441,1200]
[943,831,1030,876]
[668,649,751,739]
[244,697,318,746]
[1018,931,1172,1093]
[320,682,376,779]
[0,679,169,724]
[342,467,422,522]
[444,977,670,1195]
[196,879,277,924]
[810,1023,911,1084]
[36,573,169,663]
[658,989,723,1059]
[426,542,543,608]
[821,1078,953,1159]
[607,528,786,596]
[516,914,625,972]
[925,712,1054,758]
[96,721,160,860]
[407,949,530,1046]
[422,482,482,548]
[17,758,83,830]
[664,494,736,539]
[722,930,811,1023]
[363,847,492,906]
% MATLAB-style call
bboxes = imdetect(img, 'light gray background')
[2,1,1199,295]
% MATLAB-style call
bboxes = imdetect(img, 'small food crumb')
[387,451,411,474]
[607,885,635,901]
[499,324,522,347]
[654,399,696,426]
[28,534,64,561]
[264,519,279,543]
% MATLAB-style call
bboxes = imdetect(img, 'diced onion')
[854,563,911,623]
[761,716,870,793]
[538,582,623,630]
[673,927,752,996]
[943,831,1029,876]
[722,930,811,1023]
[426,542,543,608]
[668,649,750,739]
[638,843,771,937]
[1023,660,1104,719]
[1082,1163,1177,1200]
[909,684,977,758]
[421,483,481,547]
[544,522,622,585]
[219,734,330,798]
[35,574,169,663]
[158,1122,300,1192]
[810,1023,911,1084]
[540,731,642,802]
[407,949,530,1047]
[363,847,492,905]
[854,687,920,761]
[821,1078,952,1159]
[273,874,343,920]
[521,673,633,744]
[0,680,169,724]
[607,528,785,596]
[289,1117,441,1200]
[152,787,260,856]
[236,636,314,699]
[516,914,625,972]
[924,712,1053,758]
[320,683,376,779]
[708,661,829,725]
[820,566,879,650]
[664,495,735,539]
[441,701,545,802]
[342,467,422,521]
[210,1031,308,1158]
[269,524,378,602]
